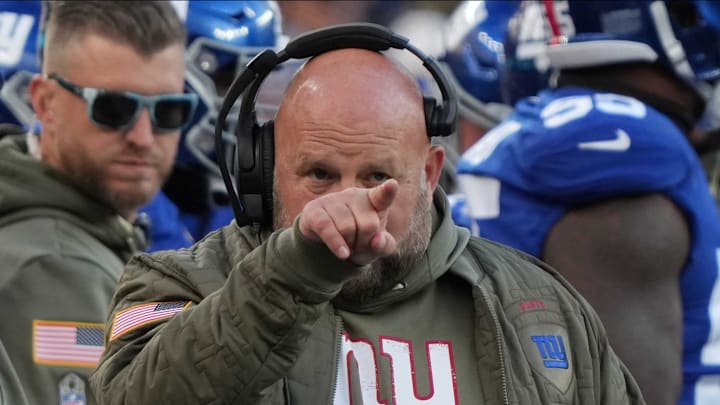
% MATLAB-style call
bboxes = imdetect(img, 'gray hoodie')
[0,135,145,405]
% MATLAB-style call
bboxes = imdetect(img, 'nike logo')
[577,129,631,152]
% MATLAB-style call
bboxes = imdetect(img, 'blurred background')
[277,1,459,37]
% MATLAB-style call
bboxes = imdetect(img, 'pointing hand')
[299,179,398,265]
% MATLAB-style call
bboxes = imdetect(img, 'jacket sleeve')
[90,221,362,404]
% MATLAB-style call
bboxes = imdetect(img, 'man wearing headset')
[90,27,643,404]
[0,2,195,404]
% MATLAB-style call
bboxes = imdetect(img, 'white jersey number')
[460,93,646,232]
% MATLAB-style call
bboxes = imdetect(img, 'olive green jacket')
[0,339,27,405]
[91,190,644,404]
[0,135,146,405]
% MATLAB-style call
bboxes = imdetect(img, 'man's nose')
[337,177,367,191]
[124,108,154,147]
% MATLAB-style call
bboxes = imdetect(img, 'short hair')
[42,1,186,69]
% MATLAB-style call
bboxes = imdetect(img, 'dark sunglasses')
[47,73,199,133]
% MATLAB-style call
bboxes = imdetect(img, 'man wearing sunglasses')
[0,1,194,404]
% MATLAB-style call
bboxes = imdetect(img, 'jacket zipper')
[283,376,293,405]
[330,316,344,405]
[478,287,510,405]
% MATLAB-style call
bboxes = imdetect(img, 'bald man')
[91,49,644,404]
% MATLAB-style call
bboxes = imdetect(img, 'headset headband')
[215,22,458,228]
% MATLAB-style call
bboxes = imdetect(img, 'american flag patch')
[110,301,190,341]
[33,321,105,367]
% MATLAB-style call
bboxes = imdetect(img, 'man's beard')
[57,149,165,218]
[273,179,433,304]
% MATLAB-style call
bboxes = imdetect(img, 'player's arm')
[543,193,687,405]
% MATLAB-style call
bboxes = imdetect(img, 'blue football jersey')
[454,87,720,405]
[179,205,235,242]
[139,192,194,252]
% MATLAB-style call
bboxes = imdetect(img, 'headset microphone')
[215,23,459,229]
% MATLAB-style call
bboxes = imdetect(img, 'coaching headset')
[215,23,458,228]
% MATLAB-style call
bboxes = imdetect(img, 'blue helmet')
[0,0,42,128]
[501,0,557,105]
[440,0,520,129]
[178,1,286,178]
[545,0,720,98]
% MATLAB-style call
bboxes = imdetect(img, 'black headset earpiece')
[215,23,458,229]
[423,97,439,138]
[258,120,275,225]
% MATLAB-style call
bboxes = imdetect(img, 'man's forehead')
[289,119,413,147]
[275,50,428,148]
[293,142,401,166]
[282,50,422,105]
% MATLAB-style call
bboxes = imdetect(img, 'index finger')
[367,179,398,213]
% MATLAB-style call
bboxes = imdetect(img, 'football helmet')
[440,0,520,130]
[180,0,286,181]
[545,0,720,97]
[501,0,558,105]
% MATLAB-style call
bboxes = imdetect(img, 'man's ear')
[424,144,446,199]
[29,74,51,123]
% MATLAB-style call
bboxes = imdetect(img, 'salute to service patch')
[110,301,191,341]
[59,372,87,405]
[33,320,104,367]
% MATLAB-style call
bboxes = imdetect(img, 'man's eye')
[310,169,330,180]
[371,172,389,182]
